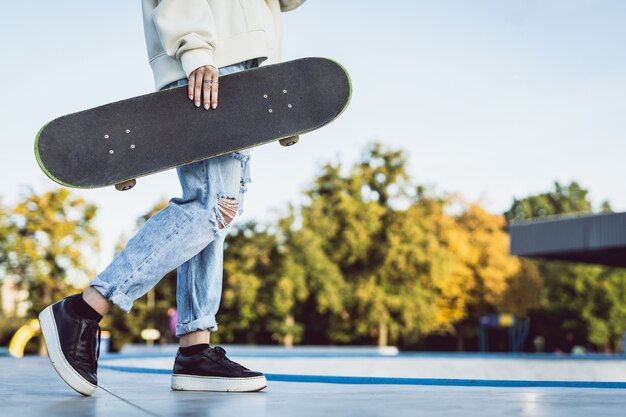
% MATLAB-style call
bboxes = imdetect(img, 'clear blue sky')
[1,1,625,268]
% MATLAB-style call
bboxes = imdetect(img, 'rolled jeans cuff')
[89,278,133,313]
[176,315,218,337]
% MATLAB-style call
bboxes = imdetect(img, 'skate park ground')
[3,346,626,417]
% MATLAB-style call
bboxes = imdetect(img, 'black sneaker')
[39,294,101,396]
[171,345,267,392]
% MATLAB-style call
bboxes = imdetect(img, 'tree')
[293,145,418,346]
[278,212,347,344]
[291,144,510,347]
[377,193,466,342]
[456,204,521,315]
[2,189,99,315]
[505,181,593,222]
[219,222,282,344]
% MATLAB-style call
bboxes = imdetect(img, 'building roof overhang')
[509,212,626,268]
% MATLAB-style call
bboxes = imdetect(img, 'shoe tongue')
[180,343,210,356]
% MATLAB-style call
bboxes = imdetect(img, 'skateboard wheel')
[279,136,299,147]
[115,179,136,191]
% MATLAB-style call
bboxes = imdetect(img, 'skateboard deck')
[35,57,351,190]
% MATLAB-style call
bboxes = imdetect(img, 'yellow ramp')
[9,319,41,358]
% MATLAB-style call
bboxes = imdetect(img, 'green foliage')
[293,145,420,346]
[101,144,524,349]
[220,222,281,344]
[1,189,99,314]
[274,144,521,347]
[3,148,621,353]
[505,181,594,223]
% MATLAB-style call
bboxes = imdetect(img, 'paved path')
[3,356,626,416]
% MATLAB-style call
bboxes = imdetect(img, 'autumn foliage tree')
[0,189,98,352]
[2,189,98,315]
[101,144,526,349]
[6,147,623,353]
[272,144,521,347]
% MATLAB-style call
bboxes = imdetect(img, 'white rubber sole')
[171,374,267,392]
[39,306,97,396]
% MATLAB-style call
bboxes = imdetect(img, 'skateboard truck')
[279,135,299,147]
[115,179,136,191]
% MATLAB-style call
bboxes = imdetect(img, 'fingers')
[210,69,219,109]
[188,75,194,101]
[188,66,219,110]
[202,72,211,110]
[194,69,203,108]
[203,66,219,110]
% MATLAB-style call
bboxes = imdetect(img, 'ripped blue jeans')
[89,60,255,336]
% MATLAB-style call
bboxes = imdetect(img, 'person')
[167,307,178,339]
[38,0,306,396]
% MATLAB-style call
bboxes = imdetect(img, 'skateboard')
[35,57,351,190]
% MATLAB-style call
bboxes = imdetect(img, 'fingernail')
[195,102,200,107]
[204,104,210,110]
[189,95,193,100]
[212,103,217,109]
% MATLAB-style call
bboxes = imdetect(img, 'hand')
[188,65,219,110]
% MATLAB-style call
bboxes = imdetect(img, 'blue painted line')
[98,364,626,389]
[102,365,171,375]
[391,353,626,361]
[101,353,179,360]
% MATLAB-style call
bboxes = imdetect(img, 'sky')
[1,0,625,269]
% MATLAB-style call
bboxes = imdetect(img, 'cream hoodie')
[142,0,306,90]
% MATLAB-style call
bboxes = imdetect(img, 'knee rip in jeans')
[213,195,239,230]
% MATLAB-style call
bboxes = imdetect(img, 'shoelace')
[76,320,101,372]
[212,346,244,369]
